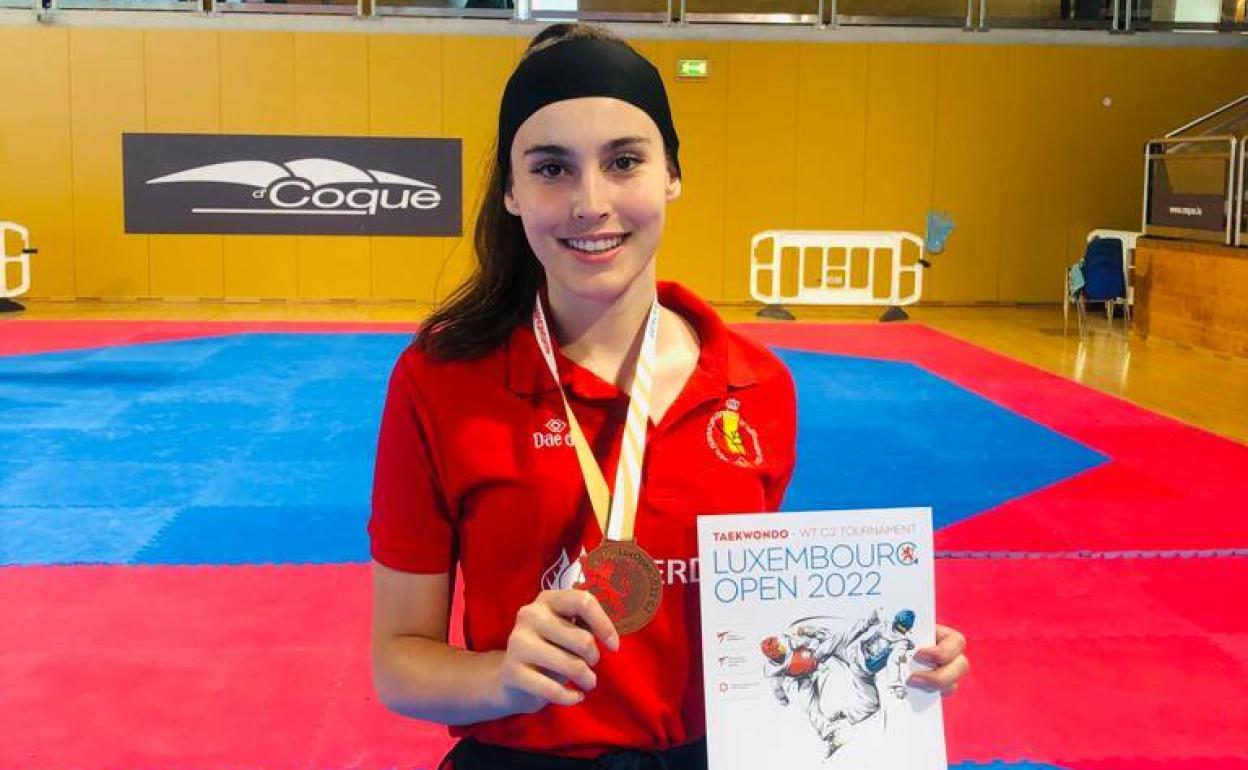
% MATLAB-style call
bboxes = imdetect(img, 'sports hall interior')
[1,1,1246,768]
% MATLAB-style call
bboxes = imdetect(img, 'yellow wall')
[1,25,1245,303]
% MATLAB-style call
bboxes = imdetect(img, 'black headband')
[497,36,681,177]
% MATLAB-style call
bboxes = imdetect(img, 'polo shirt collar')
[506,281,758,398]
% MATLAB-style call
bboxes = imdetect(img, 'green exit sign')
[677,59,710,80]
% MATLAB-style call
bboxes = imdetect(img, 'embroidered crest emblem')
[706,398,763,467]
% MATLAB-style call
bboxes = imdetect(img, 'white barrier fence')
[749,230,928,310]
[2,222,35,304]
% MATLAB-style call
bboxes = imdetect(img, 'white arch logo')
[147,157,443,217]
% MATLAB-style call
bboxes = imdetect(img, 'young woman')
[369,23,969,770]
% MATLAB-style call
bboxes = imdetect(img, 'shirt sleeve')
[368,350,457,574]
[763,364,798,512]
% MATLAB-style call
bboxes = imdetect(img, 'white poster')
[697,508,945,770]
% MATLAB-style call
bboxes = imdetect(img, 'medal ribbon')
[532,293,659,543]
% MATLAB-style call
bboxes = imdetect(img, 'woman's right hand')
[494,589,620,715]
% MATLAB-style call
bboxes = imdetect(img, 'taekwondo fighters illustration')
[760,608,918,758]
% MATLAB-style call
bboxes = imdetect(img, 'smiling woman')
[415,24,682,362]
[504,101,680,308]
[366,21,968,770]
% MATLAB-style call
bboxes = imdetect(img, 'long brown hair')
[416,23,644,361]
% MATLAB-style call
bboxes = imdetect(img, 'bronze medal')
[576,540,663,635]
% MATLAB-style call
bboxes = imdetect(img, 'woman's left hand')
[907,624,968,696]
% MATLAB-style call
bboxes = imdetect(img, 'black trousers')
[441,737,709,770]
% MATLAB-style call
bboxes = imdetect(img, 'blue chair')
[1073,236,1129,334]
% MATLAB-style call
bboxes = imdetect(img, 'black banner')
[123,133,462,236]
[1148,191,1226,232]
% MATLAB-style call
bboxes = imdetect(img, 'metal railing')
[680,0,821,25]
[216,0,359,17]
[526,0,671,23]
[43,0,199,11]
[15,0,1247,31]
[376,1,511,20]
[1166,94,1248,140]
[1237,148,1247,247]
[1143,135,1239,246]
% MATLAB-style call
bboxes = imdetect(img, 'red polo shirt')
[369,281,796,757]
